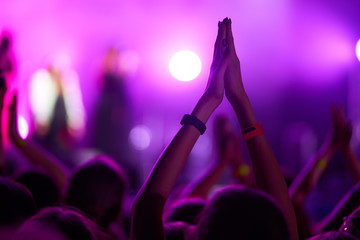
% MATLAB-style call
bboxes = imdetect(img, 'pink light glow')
[18,115,29,139]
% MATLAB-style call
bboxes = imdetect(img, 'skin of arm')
[181,117,253,200]
[289,142,335,206]
[179,138,233,200]
[0,73,6,173]
[343,145,360,182]
[313,107,360,233]
[8,94,69,192]
[289,106,360,236]
[130,19,230,240]
[223,19,299,240]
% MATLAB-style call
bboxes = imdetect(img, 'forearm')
[139,94,219,199]
[230,93,299,240]
[131,94,219,240]
[0,117,3,173]
[13,138,69,192]
[181,160,228,199]
[343,146,360,183]
[289,143,335,204]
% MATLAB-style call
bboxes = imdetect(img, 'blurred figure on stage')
[88,47,138,190]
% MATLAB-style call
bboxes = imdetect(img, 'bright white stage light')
[29,68,57,126]
[356,39,360,62]
[169,50,202,81]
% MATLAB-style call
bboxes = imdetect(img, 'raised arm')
[131,19,230,240]
[8,94,69,192]
[0,71,6,173]
[289,106,354,203]
[180,115,238,199]
[333,106,360,183]
[223,19,299,240]
[180,115,253,200]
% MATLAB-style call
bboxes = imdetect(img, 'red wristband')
[241,123,264,141]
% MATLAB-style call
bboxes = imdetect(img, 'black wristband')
[180,114,206,135]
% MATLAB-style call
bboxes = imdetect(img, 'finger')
[213,21,222,58]
[227,18,236,52]
[211,21,222,70]
[219,18,228,54]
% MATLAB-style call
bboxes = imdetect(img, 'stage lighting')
[356,39,360,62]
[29,68,57,126]
[129,125,151,150]
[169,50,202,81]
[18,115,29,139]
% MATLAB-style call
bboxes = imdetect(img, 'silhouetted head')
[197,185,290,240]
[65,155,127,228]
[15,171,60,209]
[339,206,360,238]
[308,231,358,240]
[15,206,100,240]
[164,221,190,240]
[0,177,36,227]
[166,199,205,225]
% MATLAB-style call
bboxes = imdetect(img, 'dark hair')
[165,199,205,225]
[307,231,358,240]
[197,185,290,240]
[15,171,60,209]
[16,206,100,240]
[0,177,37,226]
[164,221,190,240]
[65,155,127,227]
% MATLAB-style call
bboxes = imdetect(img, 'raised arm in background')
[288,106,360,237]
[223,19,299,240]
[312,107,360,233]
[180,115,253,200]
[0,70,6,173]
[333,106,360,183]
[289,106,356,205]
[8,94,69,192]
[130,19,230,240]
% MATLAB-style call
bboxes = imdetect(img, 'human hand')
[8,94,21,143]
[330,106,352,150]
[203,18,230,106]
[223,19,246,103]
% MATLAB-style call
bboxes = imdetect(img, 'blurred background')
[1,0,360,221]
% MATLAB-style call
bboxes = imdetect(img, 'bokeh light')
[356,39,360,62]
[169,50,202,81]
[29,68,58,126]
[18,115,29,139]
[129,125,152,150]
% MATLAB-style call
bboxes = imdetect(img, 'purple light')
[129,125,152,151]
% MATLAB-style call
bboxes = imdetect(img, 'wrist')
[191,93,220,124]
[229,94,258,129]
